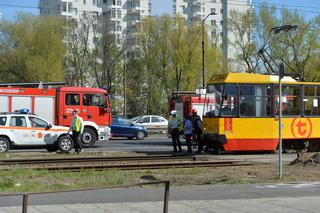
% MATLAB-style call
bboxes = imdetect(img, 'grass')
[0,163,319,193]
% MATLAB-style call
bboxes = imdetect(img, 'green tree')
[0,14,66,83]
[127,15,224,115]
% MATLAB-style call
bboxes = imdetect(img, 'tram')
[202,72,320,154]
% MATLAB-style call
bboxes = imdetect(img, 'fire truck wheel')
[81,128,97,148]
[58,136,74,153]
[136,131,145,140]
[0,137,10,153]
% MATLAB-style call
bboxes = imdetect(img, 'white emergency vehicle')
[0,109,79,152]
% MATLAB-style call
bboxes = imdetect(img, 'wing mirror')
[46,124,53,129]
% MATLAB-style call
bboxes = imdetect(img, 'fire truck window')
[304,86,320,116]
[83,94,106,107]
[10,116,27,127]
[0,117,6,126]
[151,116,160,123]
[29,117,48,128]
[66,94,80,106]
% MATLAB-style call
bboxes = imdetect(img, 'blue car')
[110,117,148,140]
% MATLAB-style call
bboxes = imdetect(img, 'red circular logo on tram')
[290,118,312,138]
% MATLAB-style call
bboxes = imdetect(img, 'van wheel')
[0,137,10,152]
[58,136,74,153]
[136,131,145,140]
[81,128,97,148]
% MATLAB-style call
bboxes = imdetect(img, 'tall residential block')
[39,0,151,57]
[173,0,252,64]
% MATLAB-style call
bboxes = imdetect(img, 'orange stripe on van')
[0,126,67,132]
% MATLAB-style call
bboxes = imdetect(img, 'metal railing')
[0,180,170,213]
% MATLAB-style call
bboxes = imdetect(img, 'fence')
[0,180,170,213]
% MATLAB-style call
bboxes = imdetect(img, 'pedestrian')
[184,115,193,153]
[68,109,84,154]
[168,110,182,152]
[190,109,204,153]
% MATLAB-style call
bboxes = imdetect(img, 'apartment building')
[39,0,151,56]
[173,0,252,65]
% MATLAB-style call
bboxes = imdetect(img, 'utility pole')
[202,12,217,88]
[123,56,127,117]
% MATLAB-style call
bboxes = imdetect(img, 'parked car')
[132,115,168,128]
[111,117,148,140]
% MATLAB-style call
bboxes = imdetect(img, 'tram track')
[0,155,255,172]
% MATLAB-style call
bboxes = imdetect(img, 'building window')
[117,25,121,31]
[111,9,116,18]
[117,9,121,18]
[220,9,223,13]
[211,0,216,2]
[68,3,73,12]
[117,0,121,6]
[103,0,107,3]
[220,20,223,25]
[211,8,216,13]
[113,0,116,5]
[61,2,67,12]
[83,0,86,4]
[211,20,216,26]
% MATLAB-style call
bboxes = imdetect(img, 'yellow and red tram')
[202,73,320,153]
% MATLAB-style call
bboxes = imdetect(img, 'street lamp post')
[202,12,217,88]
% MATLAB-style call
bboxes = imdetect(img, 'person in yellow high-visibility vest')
[168,110,182,152]
[68,109,84,154]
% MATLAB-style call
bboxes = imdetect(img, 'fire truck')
[0,82,111,147]
[168,90,215,120]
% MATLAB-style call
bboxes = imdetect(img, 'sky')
[0,0,319,20]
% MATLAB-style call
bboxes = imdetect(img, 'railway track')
[0,155,254,172]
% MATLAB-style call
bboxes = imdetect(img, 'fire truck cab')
[0,83,111,148]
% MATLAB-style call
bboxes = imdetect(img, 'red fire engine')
[169,91,215,120]
[0,82,111,147]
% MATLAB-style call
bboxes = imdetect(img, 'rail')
[0,180,170,213]
[0,155,252,172]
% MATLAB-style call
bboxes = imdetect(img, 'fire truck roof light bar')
[0,82,67,88]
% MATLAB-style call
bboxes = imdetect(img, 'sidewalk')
[1,196,319,213]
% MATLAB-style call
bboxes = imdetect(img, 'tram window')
[220,84,237,117]
[239,85,271,117]
[304,86,320,116]
[275,85,301,116]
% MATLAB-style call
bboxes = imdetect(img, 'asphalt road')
[1,183,320,207]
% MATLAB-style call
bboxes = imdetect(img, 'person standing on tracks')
[191,109,204,153]
[68,109,84,154]
[184,115,193,153]
[168,110,182,152]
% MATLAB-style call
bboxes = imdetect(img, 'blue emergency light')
[19,109,30,114]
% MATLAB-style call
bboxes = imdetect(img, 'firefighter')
[168,110,182,152]
[68,109,84,154]
[184,115,193,153]
[190,109,203,152]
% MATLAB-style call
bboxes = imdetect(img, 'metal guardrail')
[0,180,170,213]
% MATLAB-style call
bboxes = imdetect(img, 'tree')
[127,15,224,115]
[0,14,66,83]
[228,4,319,81]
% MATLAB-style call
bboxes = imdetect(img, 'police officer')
[68,109,84,154]
[168,110,182,152]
